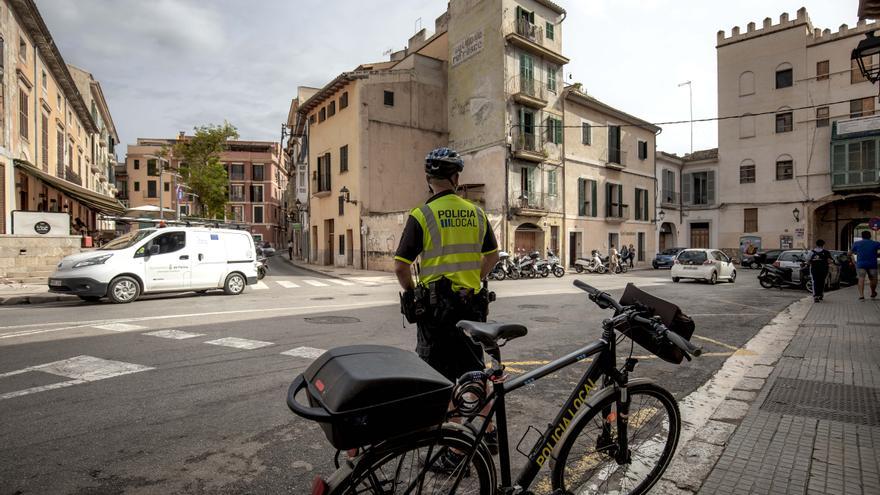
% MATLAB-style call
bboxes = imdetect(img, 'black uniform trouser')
[416,300,487,383]
[811,265,828,299]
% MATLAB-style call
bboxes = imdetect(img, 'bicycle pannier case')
[618,283,696,364]
[302,345,453,449]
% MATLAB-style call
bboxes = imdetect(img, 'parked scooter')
[257,256,269,280]
[758,263,810,291]
[516,251,540,278]
[534,252,551,278]
[574,250,607,274]
[547,250,565,278]
[489,251,511,281]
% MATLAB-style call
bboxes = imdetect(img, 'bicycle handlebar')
[573,280,702,359]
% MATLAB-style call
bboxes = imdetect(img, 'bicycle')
[288,280,702,494]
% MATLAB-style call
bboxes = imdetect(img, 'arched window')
[775,154,794,180]
[739,113,755,138]
[739,71,755,96]
[775,62,793,89]
[739,159,755,184]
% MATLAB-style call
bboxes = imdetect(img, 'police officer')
[394,147,499,381]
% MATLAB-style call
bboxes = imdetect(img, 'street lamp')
[339,186,357,205]
[852,31,880,84]
[658,209,666,222]
[792,207,800,223]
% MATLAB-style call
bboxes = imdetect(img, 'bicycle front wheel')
[551,382,680,495]
[328,424,496,495]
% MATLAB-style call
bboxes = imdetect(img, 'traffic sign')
[869,217,880,231]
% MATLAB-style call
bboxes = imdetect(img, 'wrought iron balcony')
[509,191,556,216]
[513,132,545,163]
[606,149,627,169]
[64,167,82,186]
[512,77,549,109]
[660,191,680,207]
[605,203,629,223]
[505,17,569,65]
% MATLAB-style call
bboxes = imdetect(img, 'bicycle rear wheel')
[328,424,496,495]
[551,382,680,495]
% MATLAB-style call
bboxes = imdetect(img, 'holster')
[400,287,429,324]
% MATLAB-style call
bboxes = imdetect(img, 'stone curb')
[276,257,348,280]
[653,295,814,494]
[0,293,78,305]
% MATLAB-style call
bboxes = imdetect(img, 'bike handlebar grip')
[286,375,332,421]
[573,279,599,295]
[664,327,702,357]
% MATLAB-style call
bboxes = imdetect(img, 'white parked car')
[671,248,736,284]
[48,227,259,303]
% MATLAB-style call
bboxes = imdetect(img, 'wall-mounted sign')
[780,235,793,249]
[11,211,69,237]
[452,30,483,67]
[34,221,51,234]
[794,227,805,240]
[836,115,880,135]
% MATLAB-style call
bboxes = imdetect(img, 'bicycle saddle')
[457,321,528,346]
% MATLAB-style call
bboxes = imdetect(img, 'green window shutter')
[707,171,716,204]
[590,180,597,217]
[617,184,624,217]
[577,178,585,216]
[682,173,692,204]
[634,189,641,220]
[546,22,554,40]
[605,182,613,216]
[554,118,562,144]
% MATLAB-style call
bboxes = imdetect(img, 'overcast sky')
[39,0,857,157]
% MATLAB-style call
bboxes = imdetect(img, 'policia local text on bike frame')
[394,147,500,383]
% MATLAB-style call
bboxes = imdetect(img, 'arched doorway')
[659,222,676,251]
[514,222,543,255]
[813,194,879,251]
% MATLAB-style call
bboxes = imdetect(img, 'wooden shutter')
[605,182,613,216]
[707,171,716,204]
[617,184,623,217]
[682,173,692,204]
[643,190,649,220]
[590,180,597,217]
[554,118,562,144]
[577,178,585,216]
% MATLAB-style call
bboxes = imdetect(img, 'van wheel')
[108,276,140,304]
[672,277,680,283]
[224,273,246,295]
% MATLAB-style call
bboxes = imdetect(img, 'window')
[546,117,562,144]
[608,125,621,163]
[150,232,186,255]
[230,205,244,221]
[309,114,316,125]
[338,194,345,216]
[0,36,4,73]
[56,129,64,174]
[133,159,140,170]
[250,184,264,202]
[775,112,793,133]
[852,58,869,84]
[662,170,675,204]
[179,204,189,217]
[638,140,648,160]
[545,21,554,40]
[384,90,394,106]
[548,169,557,196]
[739,71,755,96]
[740,114,755,138]
[41,69,47,90]
[340,145,348,172]
[319,107,326,122]
[775,68,793,89]
[816,106,830,127]
[519,53,534,90]
[832,140,878,188]
[576,178,597,217]
[547,66,557,92]
[339,235,345,255]
[230,184,244,201]
[328,101,336,117]
[634,188,649,220]
[683,171,715,205]
[581,122,591,145]
[816,60,829,80]
[775,159,793,180]
[253,205,264,224]
[230,163,244,180]
[605,182,624,217]
[340,91,348,109]
[41,114,48,170]
[743,208,758,233]
[850,97,875,118]
[133,181,140,192]
[147,159,159,176]
[18,89,27,139]
[316,153,331,192]
[740,161,756,184]
[147,180,157,198]
[253,164,264,181]
[164,182,170,192]
[18,36,26,61]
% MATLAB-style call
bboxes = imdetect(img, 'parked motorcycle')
[257,257,269,280]
[534,253,551,278]
[547,251,565,278]
[515,251,540,278]
[758,264,810,291]
[489,251,510,281]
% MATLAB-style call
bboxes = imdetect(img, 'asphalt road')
[0,263,805,494]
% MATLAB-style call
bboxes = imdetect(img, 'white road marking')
[0,355,154,401]
[327,279,355,286]
[143,329,205,340]
[204,337,274,350]
[93,323,147,333]
[302,279,329,287]
[276,280,300,289]
[250,281,270,290]
[281,346,326,359]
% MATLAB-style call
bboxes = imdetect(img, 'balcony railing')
[605,203,629,221]
[509,191,560,216]
[606,149,627,168]
[512,77,549,108]
[513,131,545,163]
[64,167,82,186]
[514,18,543,44]
[660,191,680,206]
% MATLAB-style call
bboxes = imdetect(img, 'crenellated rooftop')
[717,7,878,47]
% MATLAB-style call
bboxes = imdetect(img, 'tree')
[172,122,238,218]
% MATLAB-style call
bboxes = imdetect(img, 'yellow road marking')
[504,352,738,374]
[691,334,739,351]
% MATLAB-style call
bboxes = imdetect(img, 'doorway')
[659,222,675,251]
[608,233,619,254]
[690,222,710,248]
[637,232,645,261]
[345,229,354,266]
[324,219,335,265]
[514,223,543,255]
[569,231,582,265]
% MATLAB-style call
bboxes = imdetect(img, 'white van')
[48,227,259,303]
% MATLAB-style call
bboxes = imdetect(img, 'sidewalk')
[0,282,76,305]
[660,286,880,494]
[276,256,395,280]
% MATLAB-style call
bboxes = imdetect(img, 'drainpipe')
[652,127,661,256]
[560,89,567,266]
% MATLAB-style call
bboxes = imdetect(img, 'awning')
[15,159,126,215]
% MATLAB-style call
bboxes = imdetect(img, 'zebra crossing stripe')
[144,330,205,340]
[327,279,355,286]
[281,346,326,359]
[204,337,274,350]
[302,279,329,287]
[276,280,300,288]
[250,281,270,290]
[94,323,147,333]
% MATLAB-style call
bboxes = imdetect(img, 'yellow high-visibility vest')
[407,194,491,290]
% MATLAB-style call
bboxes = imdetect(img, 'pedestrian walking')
[620,245,629,267]
[394,147,500,467]
[288,240,293,260]
[806,239,833,302]
[849,230,880,300]
[628,243,636,267]
[609,245,620,273]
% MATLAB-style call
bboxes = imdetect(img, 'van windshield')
[99,230,155,250]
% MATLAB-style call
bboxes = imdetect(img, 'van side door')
[191,231,227,288]
[142,231,191,291]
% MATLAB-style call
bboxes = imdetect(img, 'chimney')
[780,13,789,23]
[747,22,756,33]
[763,17,772,28]
[732,26,740,36]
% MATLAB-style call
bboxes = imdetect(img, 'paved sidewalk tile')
[697,290,880,495]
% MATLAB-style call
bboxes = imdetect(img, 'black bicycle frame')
[456,324,627,492]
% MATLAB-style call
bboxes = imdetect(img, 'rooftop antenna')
[382,47,393,57]
[415,17,422,33]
